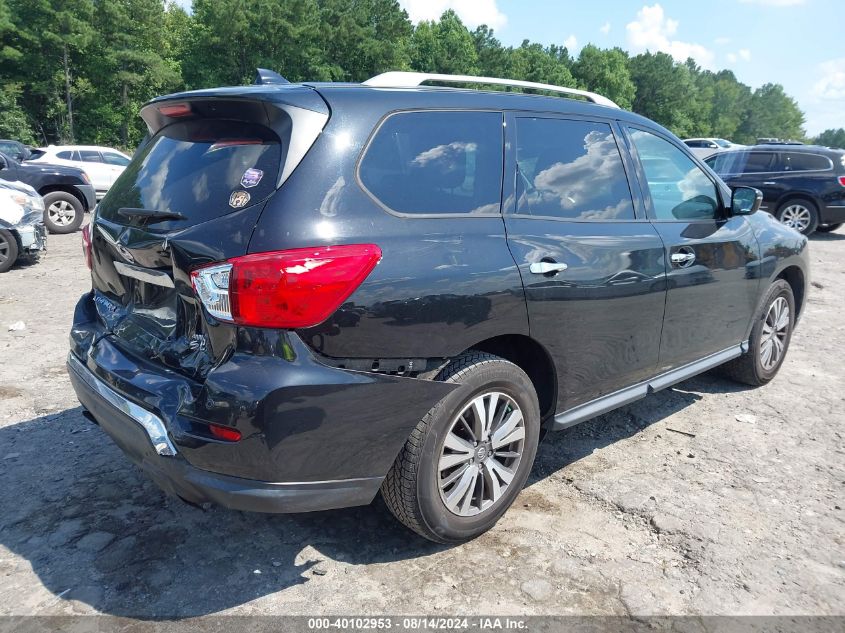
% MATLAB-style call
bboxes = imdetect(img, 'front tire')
[721,279,795,386]
[381,352,541,543]
[42,191,84,234]
[0,229,19,273]
[776,199,818,235]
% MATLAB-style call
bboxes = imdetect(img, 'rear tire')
[42,191,84,234]
[0,229,19,273]
[721,279,795,386]
[776,199,818,235]
[816,223,843,233]
[381,351,541,543]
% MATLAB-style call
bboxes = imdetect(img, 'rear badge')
[229,190,251,209]
[240,168,263,188]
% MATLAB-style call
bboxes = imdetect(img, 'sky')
[398,0,843,136]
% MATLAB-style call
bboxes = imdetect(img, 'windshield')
[98,119,283,228]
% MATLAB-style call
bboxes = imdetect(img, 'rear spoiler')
[139,81,329,187]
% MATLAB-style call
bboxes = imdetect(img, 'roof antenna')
[255,68,290,85]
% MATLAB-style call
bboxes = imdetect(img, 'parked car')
[67,71,809,543]
[0,180,46,273]
[26,145,131,199]
[0,150,95,233]
[683,137,744,159]
[705,145,845,234]
[0,139,32,162]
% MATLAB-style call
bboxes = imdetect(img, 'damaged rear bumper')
[67,351,383,513]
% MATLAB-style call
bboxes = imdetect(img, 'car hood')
[17,161,86,179]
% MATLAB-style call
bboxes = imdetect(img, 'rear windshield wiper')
[117,208,187,223]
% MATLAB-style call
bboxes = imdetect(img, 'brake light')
[209,424,241,442]
[839,176,845,187]
[158,103,192,117]
[191,244,382,328]
[81,224,92,270]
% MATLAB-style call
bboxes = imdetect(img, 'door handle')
[529,261,568,275]
[670,251,696,266]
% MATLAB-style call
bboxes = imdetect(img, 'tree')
[571,45,635,109]
[5,0,95,143]
[506,41,575,89]
[814,128,845,149]
[709,70,752,141]
[0,85,35,143]
[472,25,509,78]
[410,10,478,75]
[628,52,698,137]
[317,0,412,82]
[736,83,805,144]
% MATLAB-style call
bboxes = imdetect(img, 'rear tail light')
[209,424,241,442]
[838,176,845,187]
[191,244,382,329]
[81,224,92,270]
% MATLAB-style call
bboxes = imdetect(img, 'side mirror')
[731,186,762,216]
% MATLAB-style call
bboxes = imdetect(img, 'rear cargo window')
[784,152,832,171]
[359,111,503,215]
[99,119,282,226]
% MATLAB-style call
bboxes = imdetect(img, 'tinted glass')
[742,152,777,173]
[56,151,73,160]
[102,152,130,166]
[79,150,103,163]
[628,127,719,221]
[785,152,831,171]
[515,118,634,220]
[359,111,503,215]
[684,140,702,148]
[99,119,282,226]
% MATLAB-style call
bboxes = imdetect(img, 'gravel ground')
[0,226,843,618]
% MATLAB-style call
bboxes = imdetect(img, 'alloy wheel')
[0,236,9,265]
[48,200,76,227]
[760,296,790,371]
[438,391,525,517]
[779,204,812,232]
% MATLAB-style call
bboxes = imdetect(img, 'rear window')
[99,119,282,226]
[784,152,832,171]
[359,111,503,215]
[56,151,74,160]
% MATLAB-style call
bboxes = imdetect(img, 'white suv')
[683,138,745,159]
[27,145,131,199]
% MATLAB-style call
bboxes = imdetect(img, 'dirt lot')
[0,226,842,619]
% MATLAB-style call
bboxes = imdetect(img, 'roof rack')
[362,71,620,109]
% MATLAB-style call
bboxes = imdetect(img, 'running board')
[550,342,747,431]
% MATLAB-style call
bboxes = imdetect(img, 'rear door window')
[103,152,130,166]
[56,151,74,160]
[359,111,503,215]
[79,150,103,163]
[742,152,778,173]
[784,152,832,171]
[514,117,635,220]
[98,119,283,227]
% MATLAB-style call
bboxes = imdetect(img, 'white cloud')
[564,34,579,52]
[739,0,806,6]
[600,22,611,35]
[738,48,751,61]
[399,0,507,30]
[803,58,845,135]
[626,4,715,68]
[813,58,845,100]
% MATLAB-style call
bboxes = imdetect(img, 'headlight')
[81,171,91,185]
[29,195,44,212]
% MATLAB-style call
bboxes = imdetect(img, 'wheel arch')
[776,265,806,320]
[38,185,86,210]
[467,334,557,423]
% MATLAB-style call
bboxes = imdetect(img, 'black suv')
[706,145,845,234]
[67,72,809,543]
[0,150,96,233]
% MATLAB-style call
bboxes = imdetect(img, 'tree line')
[0,0,839,150]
